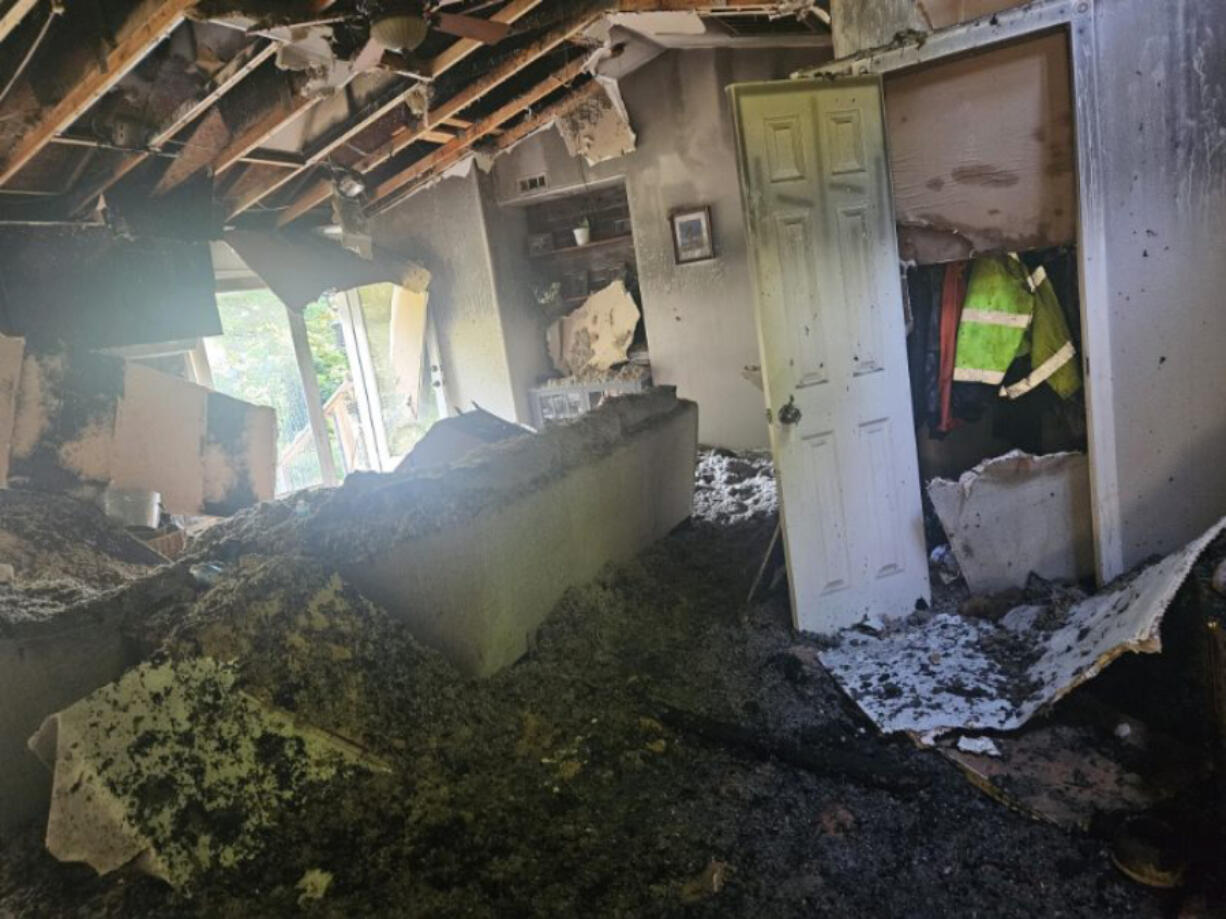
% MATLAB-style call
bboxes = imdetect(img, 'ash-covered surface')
[0,455,1169,917]
[693,447,777,524]
[0,489,163,585]
[821,517,1226,739]
[0,489,165,626]
[193,388,690,568]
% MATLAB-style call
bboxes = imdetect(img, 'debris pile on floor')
[820,515,1226,738]
[0,429,1211,915]
[0,488,165,616]
[30,657,388,889]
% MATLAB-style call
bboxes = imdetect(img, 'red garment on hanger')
[938,261,968,433]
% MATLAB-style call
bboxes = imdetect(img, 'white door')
[730,76,930,634]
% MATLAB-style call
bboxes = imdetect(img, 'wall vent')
[517,173,548,194]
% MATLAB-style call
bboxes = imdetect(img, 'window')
[204,290,356,494]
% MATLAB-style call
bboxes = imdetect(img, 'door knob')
[778,396,802,426]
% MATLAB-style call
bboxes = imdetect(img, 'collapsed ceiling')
[0,0,829,238]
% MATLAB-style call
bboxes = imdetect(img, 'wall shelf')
[529,234,634,260]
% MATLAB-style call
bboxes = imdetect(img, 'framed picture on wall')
[670,206,715,264]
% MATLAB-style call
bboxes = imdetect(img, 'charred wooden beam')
[275,4,599,227]
[0,0,196,187]
[226,0,549,222]
[65,39,277,215]
[368,56,602,216]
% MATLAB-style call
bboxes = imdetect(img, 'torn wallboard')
[884,31,1076,264]
[819,515,1226,737]
[555,79,637,167]
[928,450,1094,594]
[4,347,275,516]
[546,279,641,377]
[605,11,707,37]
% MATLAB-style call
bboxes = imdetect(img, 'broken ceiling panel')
[819,515,1226,737]
[555,80,637,167]
[605,11,708,36]
[222,229,430,309]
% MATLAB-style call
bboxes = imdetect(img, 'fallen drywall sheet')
[9,349,119,490]
[928,450,1094,594]
[0,333,24,486]
[202,391,278,516]
[819,515,1226,737]
[547,279,640,376]
[29,657,385,889]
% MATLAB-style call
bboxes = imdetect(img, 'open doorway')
[730,23,1101,633]
[881,31,1094,594]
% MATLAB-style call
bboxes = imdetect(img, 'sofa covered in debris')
[0,387,698,871]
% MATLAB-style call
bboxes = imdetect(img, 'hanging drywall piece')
[388,286,429,418]
[546,279,640,377]
[555,80,636,166]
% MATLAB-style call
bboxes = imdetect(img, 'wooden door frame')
[795,0,1121,584]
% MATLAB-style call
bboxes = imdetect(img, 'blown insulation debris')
[28,657,387,890]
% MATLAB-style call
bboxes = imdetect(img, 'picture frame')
[669,206,715,264]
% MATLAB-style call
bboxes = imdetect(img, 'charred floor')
[2,450,1213,917]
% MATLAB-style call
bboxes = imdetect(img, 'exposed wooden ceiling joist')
[371,79,604,218]
[367,52,598,215]
[66,39,278,216]
[0,0,196,187]
[275,3,601,227]
[0,0,41,45]
[615,0,796,9]
[224,0,549,222]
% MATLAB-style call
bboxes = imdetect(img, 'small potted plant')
[573,216,591,247]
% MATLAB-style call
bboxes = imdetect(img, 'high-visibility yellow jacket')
[952,254,1081,400]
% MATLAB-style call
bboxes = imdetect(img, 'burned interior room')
[1,0,1226,915]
